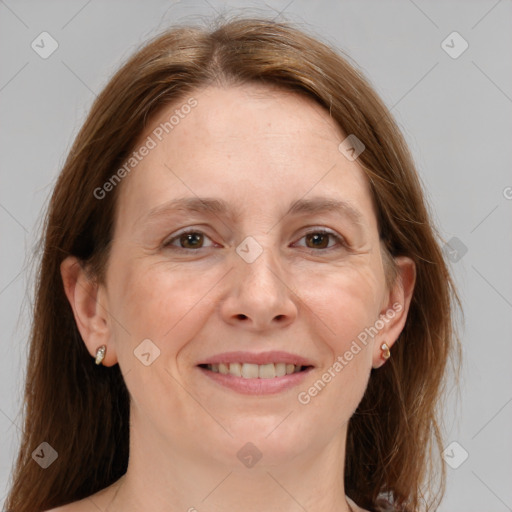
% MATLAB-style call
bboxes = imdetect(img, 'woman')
[5,15,461,512]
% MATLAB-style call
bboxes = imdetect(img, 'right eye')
[163,229,216,250]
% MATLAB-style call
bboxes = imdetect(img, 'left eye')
[295,230,345,250]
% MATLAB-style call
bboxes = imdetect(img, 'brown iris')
[305,232,330,249]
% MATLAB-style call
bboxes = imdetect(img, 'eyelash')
[162,228,348,252]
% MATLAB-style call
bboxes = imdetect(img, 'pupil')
[183,233,202,248]
[308,233,328,249]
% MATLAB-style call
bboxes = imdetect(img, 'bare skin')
[57,84,415,512]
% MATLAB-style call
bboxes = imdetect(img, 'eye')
[162,228,346,252]
[294,229,346,250]
[163,229,215,250]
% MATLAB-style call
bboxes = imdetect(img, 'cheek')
[104,260,225,429]
[106,259,223,362]
[298,263,382,350]
[294,265,381,410]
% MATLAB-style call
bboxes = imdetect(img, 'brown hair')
[6,15,461,512]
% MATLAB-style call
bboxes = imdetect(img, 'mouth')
[196,352,314,395]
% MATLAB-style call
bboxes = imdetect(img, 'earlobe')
[372,255,416,369]
[60,256,117,366]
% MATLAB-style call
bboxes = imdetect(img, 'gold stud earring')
[380,342,391,360]
[95,345,106,365]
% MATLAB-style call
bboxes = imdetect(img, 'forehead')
[115,84,377,231]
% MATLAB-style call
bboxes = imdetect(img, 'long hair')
[5,16,461,512]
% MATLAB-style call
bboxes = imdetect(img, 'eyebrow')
[143,196,365,228]
[287,197,364,226]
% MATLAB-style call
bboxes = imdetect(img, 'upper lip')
[198,351,315,367]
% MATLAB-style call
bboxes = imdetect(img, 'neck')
[107,409,355,512]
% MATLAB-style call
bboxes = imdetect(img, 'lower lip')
[197,366,313,395]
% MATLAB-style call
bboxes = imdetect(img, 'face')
[82,84,409,470]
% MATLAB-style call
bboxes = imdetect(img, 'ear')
[372,255,416,369]
[60,256,118,366]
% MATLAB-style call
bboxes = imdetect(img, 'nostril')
[236,314,248,320]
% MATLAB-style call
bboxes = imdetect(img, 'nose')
[220,244,298,332]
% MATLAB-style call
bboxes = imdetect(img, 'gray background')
[1,0,511,510]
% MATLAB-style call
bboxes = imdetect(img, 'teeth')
[259,363,275,379]
[208,362,304,378]
[275,363,286,377]
[229,362,242,377]
[241,363,259,379]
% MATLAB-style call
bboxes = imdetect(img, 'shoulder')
[44,506,78,512]
[43,496,101,512]
[43,502,87,512]
[43,478,123,512]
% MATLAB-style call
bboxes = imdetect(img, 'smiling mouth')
[198,362,313,379]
